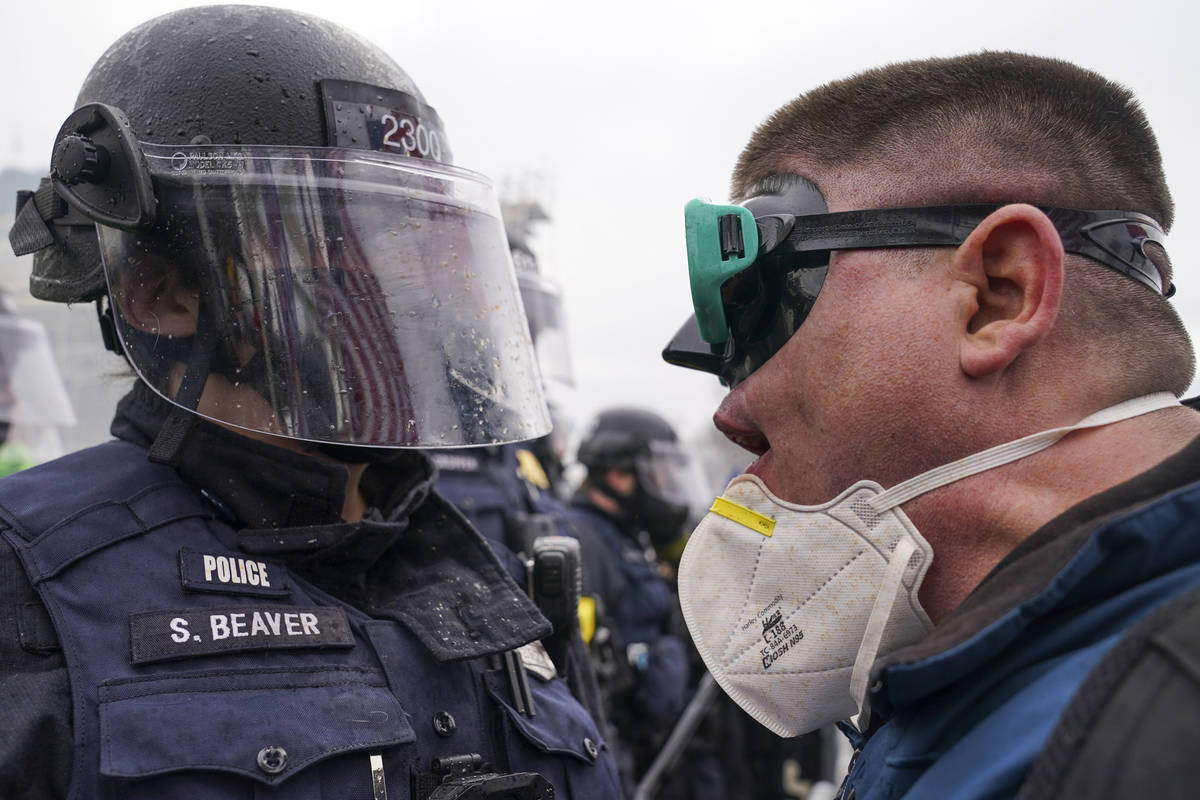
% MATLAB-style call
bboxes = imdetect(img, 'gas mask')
[677,392,1180,738]
[627,484,690,549]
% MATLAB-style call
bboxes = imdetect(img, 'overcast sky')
[3,0,1197,453]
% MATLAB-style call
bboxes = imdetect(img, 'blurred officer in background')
[506,198,577,499]
[433,198,579,553]
[2,5,619,798]
[0,292,76,475]
[431,201,607,732]
[569,408,704,789]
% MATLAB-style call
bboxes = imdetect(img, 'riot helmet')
[8,5,550,451]
[577,407,709,546]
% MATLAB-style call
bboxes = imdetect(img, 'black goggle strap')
[689,201,1171,346]
[768,204,1170,297]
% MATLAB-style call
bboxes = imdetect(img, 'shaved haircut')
[734,51,1193,395]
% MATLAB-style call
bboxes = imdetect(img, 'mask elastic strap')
[849,536,918,730]
[868,392,1181,513]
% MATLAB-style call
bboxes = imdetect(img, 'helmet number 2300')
[381,112,444,162]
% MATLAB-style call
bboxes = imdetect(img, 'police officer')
[569,408,703,787]
[1,6,619,798]
[505,200,577,499]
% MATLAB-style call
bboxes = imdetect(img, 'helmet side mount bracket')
[51,103,156,230]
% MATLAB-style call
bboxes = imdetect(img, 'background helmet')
[577,407,710,545]
[503,199,576,487]
[10,5,550,449]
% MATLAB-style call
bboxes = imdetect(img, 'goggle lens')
[665,196,1171,388]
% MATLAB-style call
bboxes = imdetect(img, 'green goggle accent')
[685,199,759,343]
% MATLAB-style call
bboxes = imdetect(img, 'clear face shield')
[634,439,713,520]
[92,142,550,448]
[516,269,575,392]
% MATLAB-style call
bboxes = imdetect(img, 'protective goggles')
[662,178,1172,388]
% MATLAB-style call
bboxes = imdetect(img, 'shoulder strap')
[1019,580,1200,799]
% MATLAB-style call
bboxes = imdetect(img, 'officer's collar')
[112,381,430,529]
[111,382,551,660]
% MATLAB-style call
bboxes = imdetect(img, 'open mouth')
[713,413,770,456]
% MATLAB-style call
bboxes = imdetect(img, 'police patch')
[178,547,290,598]
[129,606,354,664]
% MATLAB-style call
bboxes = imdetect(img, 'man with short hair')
[665,52,1200,798]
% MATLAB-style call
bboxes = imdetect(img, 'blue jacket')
[432,444,572,556]
[0,385,620,800]
[430,444,612,734]
[841,439,1200,799]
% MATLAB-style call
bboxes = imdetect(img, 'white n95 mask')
[677,392,1180,738]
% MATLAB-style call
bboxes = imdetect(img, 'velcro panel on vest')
[178,547,291,598]
[19,484,210,583]
[17,601,60,653]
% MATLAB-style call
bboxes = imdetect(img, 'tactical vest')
[0,441,620,799]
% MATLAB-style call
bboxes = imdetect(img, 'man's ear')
[111,260,199,337]
[953,204,1064,378]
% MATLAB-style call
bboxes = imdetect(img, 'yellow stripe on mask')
[710,496,776,537]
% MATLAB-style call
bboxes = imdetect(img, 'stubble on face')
[715,159,973,502]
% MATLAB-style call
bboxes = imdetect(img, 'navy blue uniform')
[566,499,689,783]
[0,384,620,799]
[432,445,549,553]
[432,445,611,742]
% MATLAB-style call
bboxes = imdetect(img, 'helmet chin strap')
[147,306,217,466]
[305,441,403,465]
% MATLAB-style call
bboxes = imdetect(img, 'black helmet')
[25,4,427,304]
[577,408,679,472]
[9,5,550,451]
[577,408,708,546]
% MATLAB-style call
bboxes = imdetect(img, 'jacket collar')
[870,434,1200,719]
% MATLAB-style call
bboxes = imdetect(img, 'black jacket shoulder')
[1020,581,1200,800]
